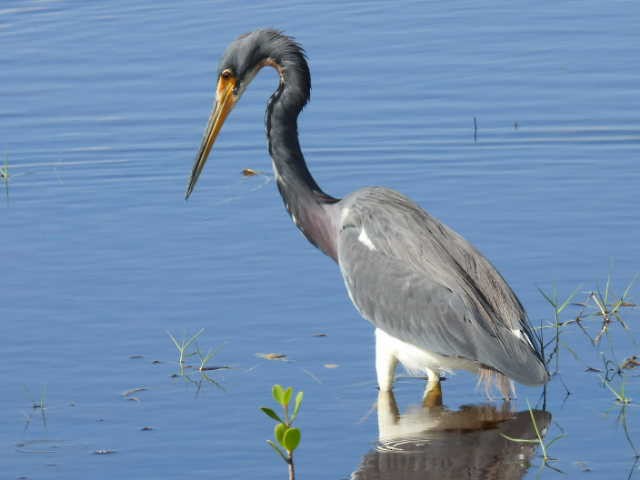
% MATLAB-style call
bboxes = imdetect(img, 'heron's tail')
[477,369,516,400]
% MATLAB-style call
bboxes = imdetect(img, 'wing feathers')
[336,187,548,385]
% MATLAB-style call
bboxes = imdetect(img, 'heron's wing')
[336,187,547,384]
[339,226,493,359]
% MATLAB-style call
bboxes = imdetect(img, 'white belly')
[375,328,479,379]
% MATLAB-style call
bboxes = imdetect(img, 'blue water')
[1,1,639,479]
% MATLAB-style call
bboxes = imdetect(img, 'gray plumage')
[186,29,549,395]
[336,187,547,385]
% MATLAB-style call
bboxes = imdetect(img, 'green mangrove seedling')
[260,384,303,480]
[501,400,565,473]
[1,156,9,201]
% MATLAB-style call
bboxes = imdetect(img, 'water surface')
[1,1,639,479]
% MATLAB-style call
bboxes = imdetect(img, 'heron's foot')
[423,380,443,408]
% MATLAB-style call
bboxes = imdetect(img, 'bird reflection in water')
[351,391,551,480]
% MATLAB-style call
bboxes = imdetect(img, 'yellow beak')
[185,73,238,199]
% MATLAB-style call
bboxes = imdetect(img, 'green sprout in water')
[196,344,224,372]
[1,155,10,202]
[167,328,204,371]
[538,284,581,377]
[601,375,638,458]
[167,328,228,394]
[261,384,304,480]
[588,273,637,345]
[22,384,48,432]
[501,400,565,473]
[602,375,632,405]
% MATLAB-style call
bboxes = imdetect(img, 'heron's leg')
[423,369,443,408]
[375,329,398,392]
[377,390,400,439]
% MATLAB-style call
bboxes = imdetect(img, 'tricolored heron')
[186,29,548,403]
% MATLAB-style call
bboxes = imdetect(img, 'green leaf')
[291,391,304,422]
[282,387,293,407]
[272,384,285,405]
[260,407,283,423]
[283,427,301,452]
[274,422,287,446]
[266,440,288,463]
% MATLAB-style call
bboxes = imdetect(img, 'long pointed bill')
[185,73,238,199]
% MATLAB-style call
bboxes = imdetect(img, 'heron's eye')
[221,69,233,80]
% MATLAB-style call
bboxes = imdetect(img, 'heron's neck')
[266,72,339,260]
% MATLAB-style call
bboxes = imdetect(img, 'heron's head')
[186,29,310,199]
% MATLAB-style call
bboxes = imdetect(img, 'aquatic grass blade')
[557,285,582,313]
[622,274,638,300]
[167,331,181,351]
[500,433,540,444]
[183,328,205,350]
[537,287,557,308]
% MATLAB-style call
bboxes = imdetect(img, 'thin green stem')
[526,400,547,460]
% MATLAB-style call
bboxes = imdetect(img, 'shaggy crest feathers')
[220,29,311,115]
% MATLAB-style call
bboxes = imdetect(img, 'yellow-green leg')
[423,370,443,408]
